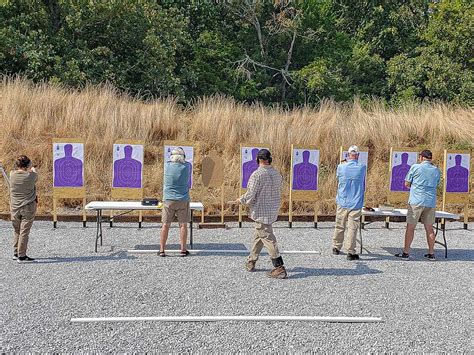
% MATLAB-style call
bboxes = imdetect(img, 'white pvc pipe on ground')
[71,316,382,323]
[127,249,321,255]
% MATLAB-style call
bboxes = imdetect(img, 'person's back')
[9,155,38,262]
[10,170,37,210]
[336,160,366,210]
[247,166,282,224]
[406,161,440,208]
[163,161,190,201]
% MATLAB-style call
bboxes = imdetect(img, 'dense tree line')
[1,0,472,106]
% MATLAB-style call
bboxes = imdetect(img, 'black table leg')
[359,218,363,254]
[442,227,447,258]
[95,210,100,252]
[189,209,193,248]
[433,220,447,258]
[99,210,103,246]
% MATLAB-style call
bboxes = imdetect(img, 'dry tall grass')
[1,77,473,216]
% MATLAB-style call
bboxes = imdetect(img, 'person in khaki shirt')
[234,149,287,279]
[9,155,38,263]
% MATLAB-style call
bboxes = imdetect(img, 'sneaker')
[267,266,287,279]
[13,254,18,260]
[332,248,340,255]
[347,254,360,261]
[17,256,35,263]
[424,253,436,261]
[245,260,256,272]
[394,252,410,260]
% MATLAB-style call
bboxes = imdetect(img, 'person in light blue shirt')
[395,150,441,261]
[332,146,367,260]
[160,148,191,257]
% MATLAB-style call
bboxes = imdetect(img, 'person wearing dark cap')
[395,150,441,261]
[9,155,38,263]
[234,149,287,279]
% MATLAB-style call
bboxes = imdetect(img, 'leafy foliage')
[1,0,472,105]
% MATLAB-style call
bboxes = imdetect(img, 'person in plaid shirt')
[235,149,287,279]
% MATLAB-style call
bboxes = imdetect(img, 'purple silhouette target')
[292,149,319,191]
[241,146,268,188]
[390,151,417,192]
[112,144,144,189]
[164,144,193,188]
[446,153,470,193]
[53,143,84,187]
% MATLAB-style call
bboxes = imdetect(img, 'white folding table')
[360,208,460,258]
[85,201,204,252]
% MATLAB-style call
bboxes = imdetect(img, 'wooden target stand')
[288,144,319,228]
[163,140,199,222]
[442,149,471,229]
[385,147,419,228]
[239,143,269,228]
[199,150,226,229]
[109,139,144,228]
[52,138,86,228]
[339,146,369,228]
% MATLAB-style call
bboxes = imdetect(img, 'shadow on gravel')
[33,251,136,264]
[382,247,473,262]
[289,262,382,279]
[133,243,248,251]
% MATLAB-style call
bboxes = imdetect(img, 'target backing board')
[443,150,471,204]
[111,140,144,200]
[387,147,419,203]
[53,141,84,188]
[290,145,320,201]
[240,144,269,189]
[52,138,86,227]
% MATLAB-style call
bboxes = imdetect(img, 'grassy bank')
[1,78,473,216]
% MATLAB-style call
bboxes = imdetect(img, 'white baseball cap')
[171,147,185,156]
[348,145,360,154]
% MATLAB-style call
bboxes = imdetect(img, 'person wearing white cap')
[332,145,367,260]
[160,147,191,257]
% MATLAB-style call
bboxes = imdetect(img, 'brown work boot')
[245,260,256,272]
[267,266,287,279]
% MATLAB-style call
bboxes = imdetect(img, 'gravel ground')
[1,219,472,353]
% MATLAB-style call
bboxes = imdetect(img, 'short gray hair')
[170,147,186,163]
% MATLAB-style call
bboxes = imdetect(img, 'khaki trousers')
[12,201,36,257]
[248,223,280,262]
[332,206,361,255]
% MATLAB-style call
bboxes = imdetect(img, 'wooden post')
[82,197,87,227]
[314,202,318,229]
[464,204,469,229]
[221,184,225,224]
[53,198,58,228]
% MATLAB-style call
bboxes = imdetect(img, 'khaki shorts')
[162,200,191,224]
[407,205,436,225]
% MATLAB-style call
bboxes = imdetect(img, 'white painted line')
[127,249,321,255]
[71,316,382,323]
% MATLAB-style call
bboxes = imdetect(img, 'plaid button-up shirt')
[239,165,282,225]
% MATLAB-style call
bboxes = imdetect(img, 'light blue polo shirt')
[163,162,190,201]
[336,159,366,210]
[405,161,440,208]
